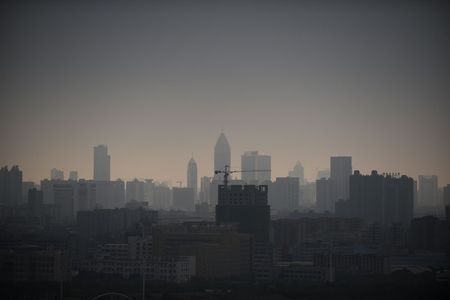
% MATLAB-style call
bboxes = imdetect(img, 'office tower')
[316,169,330,180]
[241,151,271,184]
[288,161,305,185]
[216,184,270,243]
[21,181,35,205]
[269,177,299,212]
[214,132,231,177]
[316,177,333,213]
[444,184,450,206]
[93,144,110,181]
[50,168,64,180]
[418,175,439,207]
[345,170,414,225]
[187,157,198,198]
[300,182,316,209]
[68,171,78,181]
[0,165,22,207]
[199,176,211,204]
[126,179,146,202]
[330,156,352,206]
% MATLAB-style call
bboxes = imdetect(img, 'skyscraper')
[187,157,198,198]
[94,145,110,181]
[330,156,352,205]
[241,151,271,184]
[288,161,305,185]
[214,133,231,177]
[418,175,439,207]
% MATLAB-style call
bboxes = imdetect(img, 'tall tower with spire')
[214,132,231,178]
[187,156,198,198]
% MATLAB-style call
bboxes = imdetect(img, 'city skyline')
[1,0,449,184]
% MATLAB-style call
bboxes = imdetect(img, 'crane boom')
[214,165,271,186]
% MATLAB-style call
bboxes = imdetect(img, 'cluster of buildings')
[0,133,449,287]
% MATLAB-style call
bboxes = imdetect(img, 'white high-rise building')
[187,157,198,199]
[241,151,271,184]
[94,145,110,181]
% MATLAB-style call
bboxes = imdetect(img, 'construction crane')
[214,165,271,187]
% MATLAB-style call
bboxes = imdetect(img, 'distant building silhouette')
[172,187,195,211]
[21,181,35,205]
[214,132,231,177]
[216,184,270,243]
[187,156,198,198]
[315,177,333,213]
[0,165,22,207]
[418,175,439,207]
[93,144,110,181]
[288,161,305,185]
[126,179,146,203]
[330,156,352,207]
[54,182,74,222]
[50,168,64,180]
[269,177,299,212]
[199,176,211,204]
[337,170,414,225]
[444,184,450,206]
[68,170,78,181]
[241,151,271,184]
[316,169,330,180]
[153,183,171,210]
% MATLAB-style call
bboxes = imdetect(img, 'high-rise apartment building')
[216,184,270,243]
[68,171,78,181]
[330,156,352,206]
[418,175,439,207]
[94,145,110,181]
[269,177,299,212]
[340,170,414,225]
[50,168,64,180]
[0,165,22,207]
[241,151,271,184]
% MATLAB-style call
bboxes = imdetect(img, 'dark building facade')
[0,166,22,207]
[216,185,270,243]
[337,170,414,226]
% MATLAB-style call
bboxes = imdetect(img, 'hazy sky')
[1,0,449,185]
